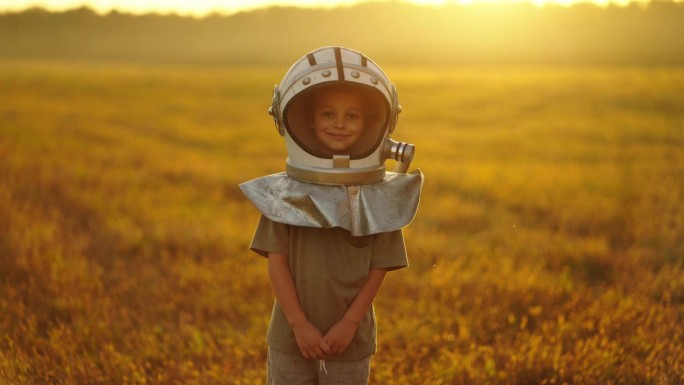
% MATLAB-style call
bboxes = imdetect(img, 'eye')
[346,112,361,120]
[320,111,335,119]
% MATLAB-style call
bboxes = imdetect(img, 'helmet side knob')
[383,138,415,173]
[269,85,284,136]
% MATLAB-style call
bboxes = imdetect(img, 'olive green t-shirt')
[250,215,409,361]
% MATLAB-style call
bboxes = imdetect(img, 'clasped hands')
[293,317,358,360]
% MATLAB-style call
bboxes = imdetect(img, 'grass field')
[1,59,683,384]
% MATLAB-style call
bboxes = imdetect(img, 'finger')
[319,340,331,355]
[316,347,329,359]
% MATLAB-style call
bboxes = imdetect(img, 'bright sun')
[1,0,634,16]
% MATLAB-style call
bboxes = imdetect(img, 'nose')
[333,117,344,129]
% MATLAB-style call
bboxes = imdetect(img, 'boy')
[241,46,422,385]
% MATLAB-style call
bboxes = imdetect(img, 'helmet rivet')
[370,77,379,85]
[322,70,331,77]
[302,77,311,85]
[351,71,360,78]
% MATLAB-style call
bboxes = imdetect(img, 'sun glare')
[1,0,644,16]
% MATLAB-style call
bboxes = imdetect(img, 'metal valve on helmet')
[383,138,415,174]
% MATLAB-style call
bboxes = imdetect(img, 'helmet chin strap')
[332,155,351,169]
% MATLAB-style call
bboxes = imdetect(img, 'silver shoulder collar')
[240,170,423,236]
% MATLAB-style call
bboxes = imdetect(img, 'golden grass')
[1,59,682,384]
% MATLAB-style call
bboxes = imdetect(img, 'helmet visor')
[283,82,390,159]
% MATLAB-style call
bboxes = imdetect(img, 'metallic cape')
[240,170,423,236]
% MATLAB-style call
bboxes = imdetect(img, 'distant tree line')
[1,1,684,65]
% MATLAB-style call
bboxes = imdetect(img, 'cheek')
[311,117,326,131]
[351,120,365,132]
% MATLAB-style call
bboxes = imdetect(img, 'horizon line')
[0,0,670,18]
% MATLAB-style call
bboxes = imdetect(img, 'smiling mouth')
[326,132,351,140]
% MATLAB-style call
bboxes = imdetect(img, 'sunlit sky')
[0,0,642,16]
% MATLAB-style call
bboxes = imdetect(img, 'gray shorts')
[267,348,371,385]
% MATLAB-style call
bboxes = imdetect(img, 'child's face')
[310,89,365,155]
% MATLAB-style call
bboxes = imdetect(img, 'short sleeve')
[370,229,409,271]
[249,215,290,257]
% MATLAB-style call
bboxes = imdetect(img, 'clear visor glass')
[283,82,390,159]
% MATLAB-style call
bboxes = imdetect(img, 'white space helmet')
[269,46,414,185]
